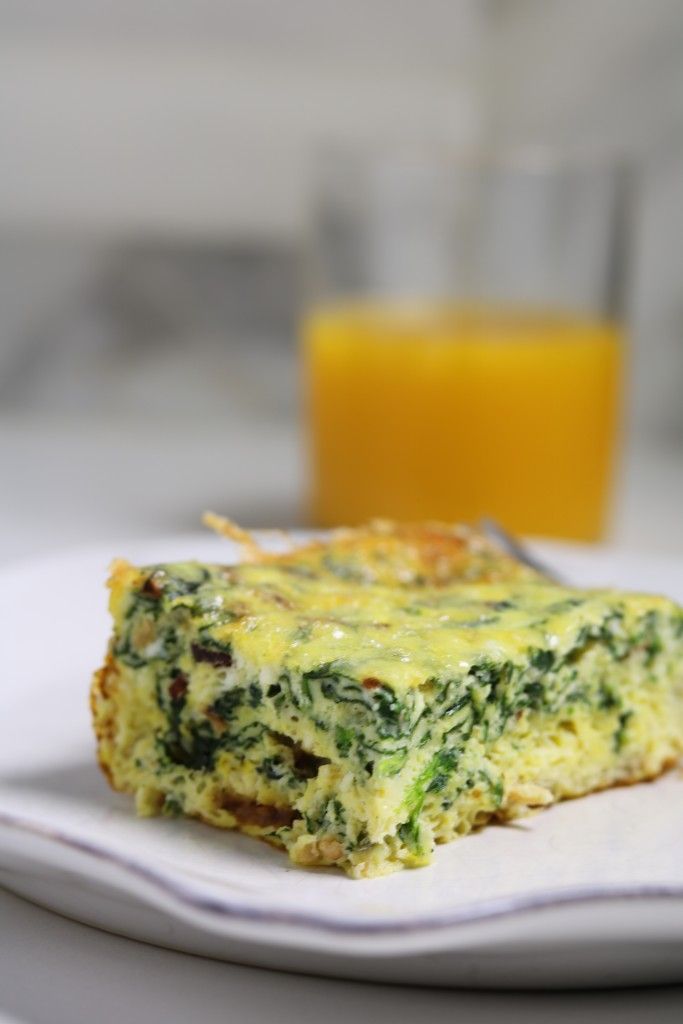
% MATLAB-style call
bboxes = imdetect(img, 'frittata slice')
[92,534,683,879]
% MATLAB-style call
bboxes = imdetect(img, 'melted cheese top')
[110,560,679,693]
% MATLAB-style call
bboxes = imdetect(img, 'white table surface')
[1,412,682,565]
[2,412,683,1019]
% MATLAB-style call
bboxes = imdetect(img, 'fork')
[478,517,563,584]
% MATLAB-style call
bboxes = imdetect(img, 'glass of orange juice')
[302,149,629,540]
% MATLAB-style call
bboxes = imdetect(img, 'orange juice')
[302,304,622,540]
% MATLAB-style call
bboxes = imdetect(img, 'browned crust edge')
[90,653,121,789]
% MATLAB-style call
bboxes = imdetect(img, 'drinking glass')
[302,148,629,540]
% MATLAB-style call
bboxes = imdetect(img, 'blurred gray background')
[0,0,682,559]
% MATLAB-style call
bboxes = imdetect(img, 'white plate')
[1,535,683,989]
